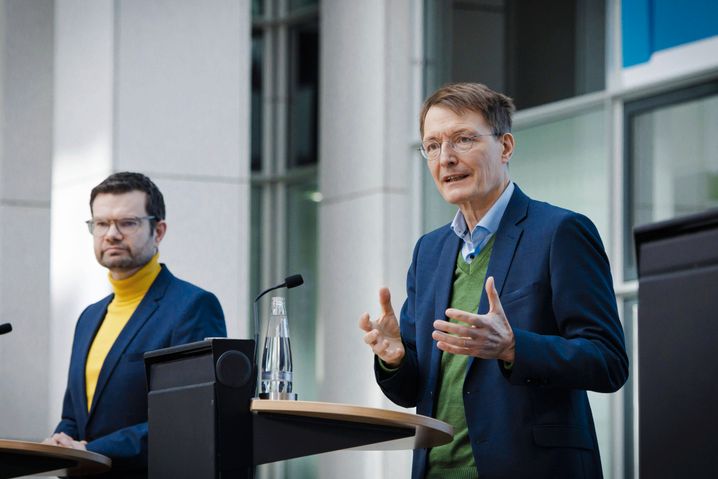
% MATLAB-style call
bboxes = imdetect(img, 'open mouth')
[444,174,469,183]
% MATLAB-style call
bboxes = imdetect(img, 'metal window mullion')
[273,0,290,285]
[411,0,425,240]
[259,12,277,292]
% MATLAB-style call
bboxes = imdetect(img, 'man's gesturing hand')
[432,276,515,362]
[359,287,405,368]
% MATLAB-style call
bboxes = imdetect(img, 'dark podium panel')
[0,439,111,478]
[145,338,256,479]
[145,339,452,479]
[634,209,718,479]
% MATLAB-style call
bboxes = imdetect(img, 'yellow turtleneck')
[85,253,162,411]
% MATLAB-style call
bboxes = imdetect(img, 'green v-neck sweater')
[426,236,495,479]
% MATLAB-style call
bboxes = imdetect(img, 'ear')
[153,220,167,245]
[500,133,515,163]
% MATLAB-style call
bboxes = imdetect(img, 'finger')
[358,313,372,332]
[435,339,471,356]
[432,329,468,347]
[378,287,394,316]
[374,339,390,356]
[362,330,379,346]
[53,434,74,447]
[444,308,482,327]
[485,276,504,314]
[433,319,473,336]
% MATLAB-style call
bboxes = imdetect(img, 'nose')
[438,141,457,166]
[105,221,124,238]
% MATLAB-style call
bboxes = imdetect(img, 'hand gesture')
[359,287,405,367]
[432,276,515,362]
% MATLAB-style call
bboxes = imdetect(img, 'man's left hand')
[432,276,515,362]
[42,432,87,450]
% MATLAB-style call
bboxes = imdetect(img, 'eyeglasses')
[86,216,156,236]
[419,133,498,161]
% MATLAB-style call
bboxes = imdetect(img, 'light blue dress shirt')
[450,181,515,264]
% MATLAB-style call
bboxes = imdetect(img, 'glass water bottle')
[259,296,297,400]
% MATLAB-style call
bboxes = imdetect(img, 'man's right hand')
[359,287,405,368]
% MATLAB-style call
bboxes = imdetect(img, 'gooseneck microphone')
[0,323,12,335]
[252,274,304,394]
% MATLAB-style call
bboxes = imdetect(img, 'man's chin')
[100,257,135,270]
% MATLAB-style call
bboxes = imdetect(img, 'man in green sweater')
[359,83,628,479]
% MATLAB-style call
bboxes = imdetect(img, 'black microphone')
[0,323,12,335]
[252,274,304,395]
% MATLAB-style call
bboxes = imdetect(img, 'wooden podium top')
[0,439,111,479]
[251,399,453,451]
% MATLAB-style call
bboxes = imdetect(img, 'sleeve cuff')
[377,357,402,373]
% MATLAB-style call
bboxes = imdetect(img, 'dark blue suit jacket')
[55,265,226,477]
[377,186,628,479]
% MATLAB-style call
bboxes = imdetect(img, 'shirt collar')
[450,181,515,242]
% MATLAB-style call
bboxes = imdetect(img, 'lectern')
[145,339,452,479]
[0,439,110,478]
[634,208,718,479]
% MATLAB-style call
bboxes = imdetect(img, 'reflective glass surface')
[626,90,718,278]
[288,21,319,168]
[424,0,605,109]
[512,108,610,242]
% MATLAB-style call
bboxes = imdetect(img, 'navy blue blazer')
[377,186,628,479]
[55,265,226,477]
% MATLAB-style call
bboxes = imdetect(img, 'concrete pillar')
[318,1,421,477]
[49,0,251,429]
[0,0,54,441]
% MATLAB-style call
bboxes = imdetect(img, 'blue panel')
[622,0,653,67]
[653,0,718,51]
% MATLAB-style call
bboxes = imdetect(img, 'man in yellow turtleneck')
[44,172,226,478]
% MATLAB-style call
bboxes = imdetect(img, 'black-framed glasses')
[86,216,156,236]
[419,133,498,161]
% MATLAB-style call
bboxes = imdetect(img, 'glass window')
[420,109,610,242]
[251,31,264,172]
[512,108,610,241]
[622,296,637,479]
[624,81,718,279]
[252,0,264,18]
[424,0,605,110]
[288,20,319,168]
[251,2,320,478]
[286,179,318,403]
[289,0,317,11]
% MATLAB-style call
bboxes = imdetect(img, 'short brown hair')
[419,83,515,138]
[90,172,165,221]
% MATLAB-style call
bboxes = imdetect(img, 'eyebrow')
[423,128,477,142]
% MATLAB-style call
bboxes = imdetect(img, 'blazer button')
[525,378,533,384]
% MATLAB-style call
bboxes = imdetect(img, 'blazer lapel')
[87,266,171,421]
[478,185,529,314]
[467,186,528,375]
[73,296,113,417]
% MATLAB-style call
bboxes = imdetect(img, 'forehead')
[423,105,490,139]
[92,190,148,217]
